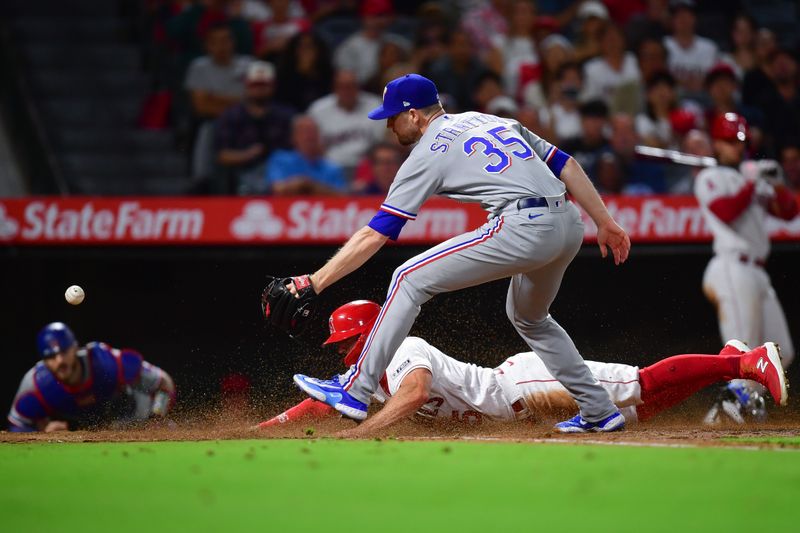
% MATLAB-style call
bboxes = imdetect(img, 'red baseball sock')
[258,398,334,428]
[637,354,741,421]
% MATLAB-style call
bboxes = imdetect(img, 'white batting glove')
[756,159,784,185]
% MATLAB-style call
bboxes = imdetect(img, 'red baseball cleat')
[739,343,788,406]
[719,339,750,356]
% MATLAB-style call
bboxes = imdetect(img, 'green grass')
[721,436,800,445]
[2,439,799,532]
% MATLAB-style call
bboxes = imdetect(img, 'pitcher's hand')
[596,219,630,265]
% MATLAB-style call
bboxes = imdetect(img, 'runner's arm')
[337,368,432,437]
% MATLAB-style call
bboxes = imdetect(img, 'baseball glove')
[261,275,317,337]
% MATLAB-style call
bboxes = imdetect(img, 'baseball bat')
[634,145,718,168]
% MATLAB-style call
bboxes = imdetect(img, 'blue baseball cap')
[36,322,77,359]
[368,74,440,120]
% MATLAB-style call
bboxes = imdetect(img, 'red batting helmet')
[324,300,381,366]
[711,112,747,142]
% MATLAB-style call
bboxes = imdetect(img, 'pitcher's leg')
[345,217,515,401]
[506,265,618,422]
[341,272,427,402]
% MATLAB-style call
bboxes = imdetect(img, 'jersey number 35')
[463,126,534,174]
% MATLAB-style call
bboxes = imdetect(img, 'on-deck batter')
[289,73,631,433]
[694,112,798,421]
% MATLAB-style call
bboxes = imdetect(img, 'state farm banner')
[0,195,798,246]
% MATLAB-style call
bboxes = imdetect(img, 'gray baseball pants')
[342,200,619,422]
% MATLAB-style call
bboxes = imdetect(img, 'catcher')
[7,322,175,432]
[257,301,788,435]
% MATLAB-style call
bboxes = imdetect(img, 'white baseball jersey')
[370,337,642,423]
[371,337,514,422]
[663,36,718,86]
[307,92,385,170]
[581,53,641,105]
[694,165,769,259]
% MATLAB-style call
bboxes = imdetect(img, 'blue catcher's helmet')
[36,322,78,359]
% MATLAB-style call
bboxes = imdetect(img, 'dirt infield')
[3,407,800,449]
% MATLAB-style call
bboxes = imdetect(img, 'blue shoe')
[555,411,626,433]
[293,374,368,421]
[703,381,767,425]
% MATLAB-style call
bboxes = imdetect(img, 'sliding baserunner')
[259,301,788,435]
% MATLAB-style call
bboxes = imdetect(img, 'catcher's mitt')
[261,275,317,337]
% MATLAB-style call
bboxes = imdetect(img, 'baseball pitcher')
[258,301,788,435]
[694,112,798,422]
[261,73,631,433]
[7,322,176,432]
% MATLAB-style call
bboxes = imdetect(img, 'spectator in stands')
[704,63,762,129]
[411,4,449,72]
[539,61,583,144]
[572,1,609,64]
[754,28,778,70]
[538,34,575,102]
[365,36,413,95]
[625,0,670,51]
[581,23,641,111]
[487,0,542,105]
[516,106,543,135]
[215,61,295,193]
[333,0,398,84]
[532,15,560,44]
[275,31,333,111]
[636,70,677,148]
[781,142,800,191]
[486,95,519,118]
[252,0,310,60]
[352,142,406,195]
[168,0,254,69]
[308,70,384,178]
[460,0,510,54]
[265,115,346,195]
[185,22,252,120]
[670,128,712,193]
[637,37,669,84]
[185,21,254,181]
[561,99,613,182]
[427,29,488,112]
[603,0,646,27]
[758,50,800,153]
[238,0,307,23]
[719,13,757,80]
[472,72,505,114]
[663,0,718,94]
[609,113,667,193]
[742,29,778,109]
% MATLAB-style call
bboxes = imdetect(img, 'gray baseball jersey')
[342,111,618,423]
[372,112,567,227]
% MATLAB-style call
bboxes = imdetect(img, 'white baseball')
[65,285,85,305]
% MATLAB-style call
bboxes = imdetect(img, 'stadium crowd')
[139,0,800,195]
